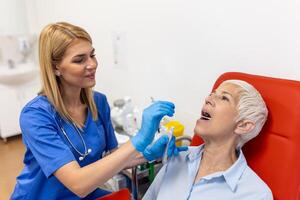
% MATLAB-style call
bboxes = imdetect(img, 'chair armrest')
[96,188,131,200]
[175,135,192,145]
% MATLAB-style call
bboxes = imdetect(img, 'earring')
[55,71,61,76]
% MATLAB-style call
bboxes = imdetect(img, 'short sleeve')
[20,106,75,178]
[94,92,118,151]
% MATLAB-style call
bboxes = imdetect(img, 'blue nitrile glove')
[143,135,189,162]
[167,135,188,157]
[131,101,175,152]
[143,135,169,161]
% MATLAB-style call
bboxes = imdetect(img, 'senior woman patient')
[143,80,273,200]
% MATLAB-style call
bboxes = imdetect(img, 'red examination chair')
[191,72,300,200]
[96,188,131,200]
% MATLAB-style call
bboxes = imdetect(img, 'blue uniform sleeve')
[20,106,75,178]
[94,92,118,151]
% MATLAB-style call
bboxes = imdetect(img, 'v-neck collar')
[82,107,91,131]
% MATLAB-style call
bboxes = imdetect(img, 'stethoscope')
[59,120,92,161]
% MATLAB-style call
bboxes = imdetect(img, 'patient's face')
[194,82,241,141]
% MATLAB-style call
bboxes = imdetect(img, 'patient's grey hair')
[222,80,268,149]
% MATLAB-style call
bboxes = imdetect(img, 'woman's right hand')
[131,101,175,152]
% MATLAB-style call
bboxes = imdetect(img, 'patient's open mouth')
[201,111,212,120]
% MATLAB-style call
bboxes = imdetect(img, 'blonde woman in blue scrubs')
[11,22,186,200]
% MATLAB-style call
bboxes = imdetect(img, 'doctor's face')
[194,82,240,141]
[56,38,98,89]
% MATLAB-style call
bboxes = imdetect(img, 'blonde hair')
[222,80,268,148]
[38,22,98,126]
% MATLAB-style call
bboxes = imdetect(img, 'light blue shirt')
[143,144,273,200]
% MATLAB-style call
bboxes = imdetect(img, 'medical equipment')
[161,126,174,165]
[111,97,139,136]
[150,97,176,164]
[59,121,92,161]
[164,120,184,146]
[106,174,128,192]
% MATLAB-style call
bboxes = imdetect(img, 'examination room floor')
[0,135,25,200]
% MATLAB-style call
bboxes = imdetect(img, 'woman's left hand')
[142,135,188,162]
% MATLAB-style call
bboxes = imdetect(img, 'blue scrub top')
[11,92,118,200]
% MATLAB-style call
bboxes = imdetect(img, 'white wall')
[24,0,300,135]
[0,0,29,35]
